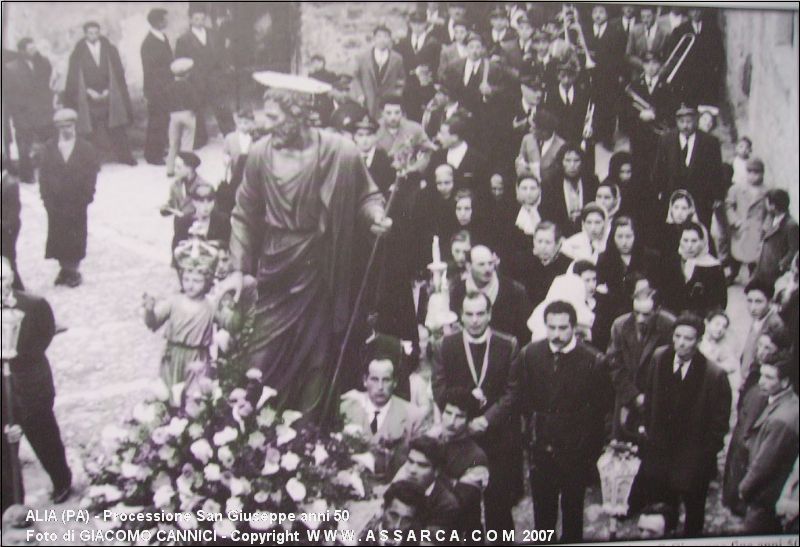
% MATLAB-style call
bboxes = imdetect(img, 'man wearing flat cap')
[652,103,724,228]
[223,79,392,417]
[396,11,442,79]
[510,68,546,153]
[64,21,135,166]
[38,109,100,287]
[140,8,173,166]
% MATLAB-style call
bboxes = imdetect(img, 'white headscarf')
[527,273,595,342]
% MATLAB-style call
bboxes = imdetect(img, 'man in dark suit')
[626,51,675,194]
[541,143,600,237]
[500,11,535,80]
[510,300,613,542]
[545,58,592,145]
[451,245,532,346]
[175,4,235,148]
[508,221,573,309]
[430,2,469,45]
[324,74,367,133]
[651,104,724,227]
[3,38,54,183]
[351,114,395,197]
[396,11,442,79]
[433,291,522,532]
[359,481,426,545]
[626,6,670,76]
[1,166,23,289]
[607,286,676,442]
[487,5,518,60]
[429,114,487,200]
[739,359,799,533]
[392,436,461,533]
[140,8,173,165]
[353,25,406,119]
[1,256,72,510]
[433,387,490,536]
[584,4,628,148]
[639,312,731,537]
[755,189,799,288]
[666,7,725,108]
[516,108,566,183]
[64,21,135,165]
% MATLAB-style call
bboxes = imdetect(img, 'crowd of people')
[1,2,799,543]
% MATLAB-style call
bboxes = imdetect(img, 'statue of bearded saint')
[223,87,392,418]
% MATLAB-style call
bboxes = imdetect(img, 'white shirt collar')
[549,336,577,355]
[445,102,460,119]
[594,21,607,37]
[150,28,167,41]
[455,42,468,58]
[86,40,102,63]
[559,84,574,104]
[464,327,491,345]
[447,140,469,168]
[492,28,507,42]
[673,353,693,379]
[238,131,252,154]
[773,213,786,228]
[425,481,436,497]
[374,47,389,65]
[360,392,391,432]
[362,146,376,167]
[679,132,696,165]
[191,26,207,45]
[768,387,792,406]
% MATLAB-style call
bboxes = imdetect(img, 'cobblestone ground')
[6,138,746,543]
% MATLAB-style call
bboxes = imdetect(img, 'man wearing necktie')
[652,104,724,228]
[607,286,676,443]
[353,25,406,119]
[433,291,522,532]
[509,300,612,542]
[637,312,731,537]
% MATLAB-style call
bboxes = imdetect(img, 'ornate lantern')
[597,441,641,539]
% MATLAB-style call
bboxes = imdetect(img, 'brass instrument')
[662,33,695,85]
[625,83,669,136]
[581,100,595,151]
[561,4,596,70]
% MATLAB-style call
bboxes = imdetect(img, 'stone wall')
[722,7,799,217]
[298,2,413,74]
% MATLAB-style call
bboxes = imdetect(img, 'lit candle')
[432,236,441,264]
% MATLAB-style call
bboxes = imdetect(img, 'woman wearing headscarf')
[596,215,661,315]
[561,202,608,264]
[660,221,727,316]
[527,273,595,343]
[510,172,543,252]
[659,189,701,260]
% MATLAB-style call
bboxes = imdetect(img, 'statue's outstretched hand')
[370,210,393,236]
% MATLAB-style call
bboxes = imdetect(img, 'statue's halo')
[252,71,332,95]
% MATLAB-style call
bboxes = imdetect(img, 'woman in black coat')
[597,215,660,316]
[660,221,727,316]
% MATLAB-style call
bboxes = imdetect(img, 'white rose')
[257,407,277,428]
[226,496,243,515]
[170,383,185,407]
[313,444,329,466]
[177,513,198,530]
[121,463,143,479]
[132,403,158,425]
[204,463,222,481]
[261,460,279,476]
[285,478,306,502]
[151,381,171,402]
[188,424,204,439]
[246,368,263,381]
[213,426,239,447]
[190,439,214,464]
[248,431,266,451]
[256,386,278,409]
[229,477,251,497]
[214,518,236,537]
[202,499,221,516]
[281,410,303,427]
[153,484,174,509]
[280,452,300,472]
[229,388,248,402]
[166,417,189,437]
[275,425,296,446]
[151,427,170,445]
[158,445,176,465]
[254,491,269,504]
[218,446,235,469]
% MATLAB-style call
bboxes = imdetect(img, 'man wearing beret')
[38,109,99,288]
[140,8,173,166]
[64,21,135,166]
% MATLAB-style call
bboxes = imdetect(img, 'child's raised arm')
[142,292,171,331]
